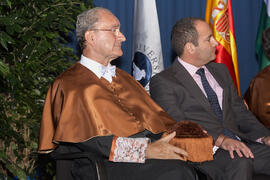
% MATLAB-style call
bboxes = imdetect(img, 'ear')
[85,31,95,46]
[185,42,196,54]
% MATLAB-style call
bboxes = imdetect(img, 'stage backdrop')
[93,0,263,95]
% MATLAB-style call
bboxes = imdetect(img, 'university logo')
[132,51,152,87]
[132,42,162,88]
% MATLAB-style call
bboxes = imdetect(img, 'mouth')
[114,44,122,48]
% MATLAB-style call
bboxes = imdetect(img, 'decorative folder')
[163,121,213,162]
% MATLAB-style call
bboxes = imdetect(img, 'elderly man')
[150,17,270,180]
[38,8,223,180]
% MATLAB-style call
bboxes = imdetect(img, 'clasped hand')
[145,131,188,160]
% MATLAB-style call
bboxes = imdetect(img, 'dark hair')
[171,17,204,57]
[262,27,270,59]
[76,7,111,51]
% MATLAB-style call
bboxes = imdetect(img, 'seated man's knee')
[157,161,197,180]
[228,157,253,177]
[233,158,252,170]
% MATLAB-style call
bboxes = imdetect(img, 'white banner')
[132,0,164,92]
[265,0,270,16]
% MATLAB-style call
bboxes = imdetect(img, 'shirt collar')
[177,57,206,77]
[80,55,104,78]
[79,55,116,82]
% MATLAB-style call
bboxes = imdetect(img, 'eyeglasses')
[89,28,121,36]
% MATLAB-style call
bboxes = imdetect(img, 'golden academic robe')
[244,65,270,129]
[38,62,175,151]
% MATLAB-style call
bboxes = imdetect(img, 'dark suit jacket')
[150,59,270,142]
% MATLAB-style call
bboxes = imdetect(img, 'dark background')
[93,0,263,95]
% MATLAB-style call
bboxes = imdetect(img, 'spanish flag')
[205,0,241,95]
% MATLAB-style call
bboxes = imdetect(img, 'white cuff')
[109,136,150,163]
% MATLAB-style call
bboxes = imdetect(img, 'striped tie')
[196,68,237,140]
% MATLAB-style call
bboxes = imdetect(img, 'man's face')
[193,21,218,66]
[92,11,126,64]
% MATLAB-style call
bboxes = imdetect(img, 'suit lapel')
[205,63,227,109]
[171,59,214,113]
[205,63,226,89]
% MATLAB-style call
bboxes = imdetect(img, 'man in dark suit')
[150,17,270,180]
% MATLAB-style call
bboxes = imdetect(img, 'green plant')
[0,0,92,178]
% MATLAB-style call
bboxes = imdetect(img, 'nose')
[212,38,218,47]
[118,31,126,42]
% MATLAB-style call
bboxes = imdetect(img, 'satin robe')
[244,65,270,129]
[38,62,175,151]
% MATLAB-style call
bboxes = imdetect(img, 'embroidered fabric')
[109,137,150,163]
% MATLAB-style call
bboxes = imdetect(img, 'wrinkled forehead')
[96,10,120,28]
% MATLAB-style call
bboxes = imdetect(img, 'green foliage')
[0,0,92,178]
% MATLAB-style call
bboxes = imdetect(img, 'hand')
[262,136,270,146]
[220,137,254,159]
[145,131,188,160]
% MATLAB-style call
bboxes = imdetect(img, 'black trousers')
[52,139,225,180]
[105,159,224,180]
[201,141,270,180]
[55,156,225,180]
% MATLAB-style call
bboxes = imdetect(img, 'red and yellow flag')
[205,0,241,95]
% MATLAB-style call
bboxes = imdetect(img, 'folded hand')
[145,131,188,160]
[220,137,254,159]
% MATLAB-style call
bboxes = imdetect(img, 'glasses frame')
[89,28,121,36]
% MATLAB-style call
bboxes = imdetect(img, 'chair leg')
[95,160,108,180]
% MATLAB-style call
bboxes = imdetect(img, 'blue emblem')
[132,52,152,87]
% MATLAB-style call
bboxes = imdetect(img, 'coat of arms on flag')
[205,0,241,95]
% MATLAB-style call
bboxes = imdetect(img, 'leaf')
[14,24,23,33]
[1,31,15,47]
[80,3,86,10]
[0,37,8,50]
[0,61,10,76]
[0,151,27,179]
[0,17,13,26]
[33,89,41,96]
[5,0,12,8]
[45,32,55,39]
[6,25,14,35]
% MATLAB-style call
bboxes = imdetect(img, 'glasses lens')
[113,29,120,36]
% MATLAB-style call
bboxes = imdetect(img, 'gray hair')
[76,7,111,51]
[171,17,204,57]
